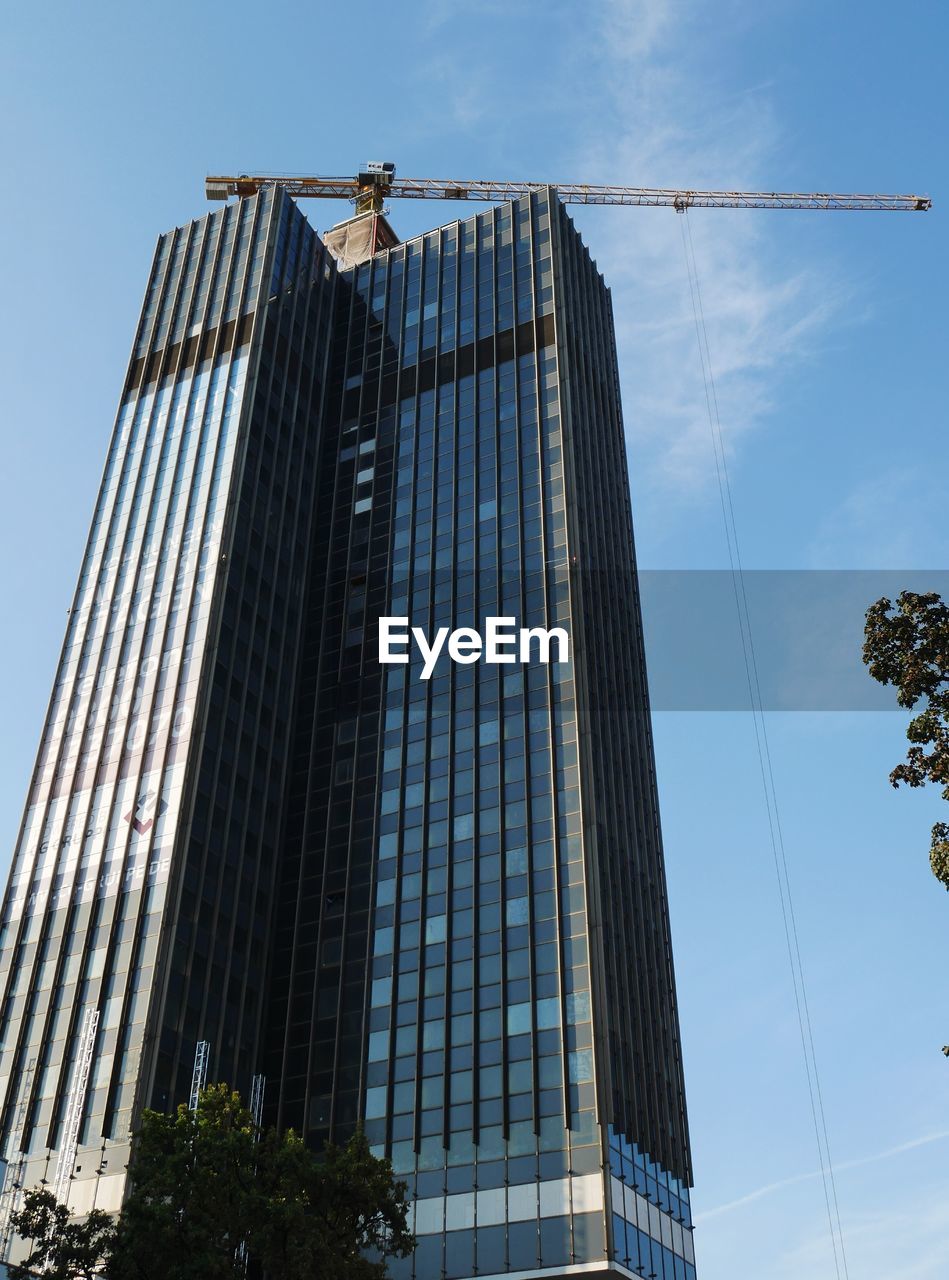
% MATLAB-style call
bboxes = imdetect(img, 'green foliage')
[252,1127,414,1280]
[930,822,949,890]
[109,1084,258,1280]
[10,1085,414,1280]
[8,1186,115,1280]
[864,591,949,888]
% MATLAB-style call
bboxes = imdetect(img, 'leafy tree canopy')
[109,1084,258,1280]
[9,1084,414,1280]
[863,590,949,888]
[7,1187,115,1280]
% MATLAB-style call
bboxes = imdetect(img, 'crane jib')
[204,173,932,213]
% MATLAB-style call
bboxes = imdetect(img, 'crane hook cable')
[677,209,850,1280]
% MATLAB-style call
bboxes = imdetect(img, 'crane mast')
[205,163,931,213]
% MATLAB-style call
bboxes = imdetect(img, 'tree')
[252,1127,414,1280]
[8,1186,115,1280]
[109,1084,258,1280]
[9,1085,414,1280]
[863,590,949,888]
[112,1087,414,1280]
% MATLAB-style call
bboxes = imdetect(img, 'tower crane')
[206,160,931,214]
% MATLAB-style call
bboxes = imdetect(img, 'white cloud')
[420,0,523,37]
[427,55,489,129]
[571,0,849,500]
[769,1190,949,1280]
[695,1128,949,1223]
[600,0,679,60]
[808,468,949,568]
[695,1135,949,1280]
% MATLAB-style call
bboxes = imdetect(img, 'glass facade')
[0,187,695,1278]
[266,192,695,1278]
[0,186,334,1228]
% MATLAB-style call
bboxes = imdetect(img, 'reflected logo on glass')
[123,790,167,836]
[378,616,569,681]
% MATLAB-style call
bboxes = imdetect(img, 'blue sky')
[1,2,946,1276]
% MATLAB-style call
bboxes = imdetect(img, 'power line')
[678,209,850,1280]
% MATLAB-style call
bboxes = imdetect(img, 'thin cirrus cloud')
[694,1128,949,1224]
[807,467,949,569]
[571,0,849,498]
[763,1188,949,1280]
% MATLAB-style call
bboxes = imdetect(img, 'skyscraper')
[0,185,696,1279]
